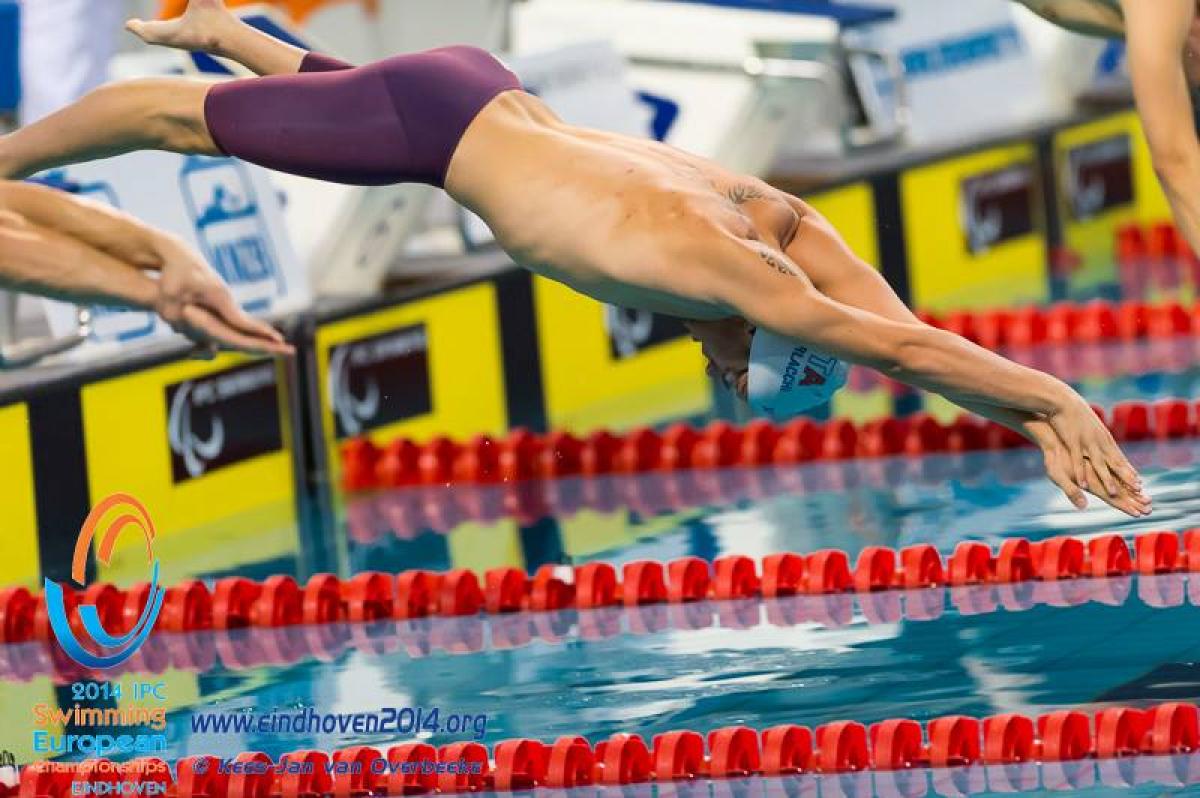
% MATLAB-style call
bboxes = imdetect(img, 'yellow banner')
[0,403,39,588]
[80,355,297,583]
[902,144,1048,311]
[1054,111,1173,294]
[806,182,880,268]
[315,283,508,486]
[534,278,709,432]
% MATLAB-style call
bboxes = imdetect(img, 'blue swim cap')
[747,329,848,420]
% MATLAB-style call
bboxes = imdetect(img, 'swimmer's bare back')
[452,92,806,320]
[0,0,1151,517]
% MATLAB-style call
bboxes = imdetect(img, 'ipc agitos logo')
[45,494,165,669]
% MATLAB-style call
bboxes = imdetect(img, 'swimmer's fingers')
[1077,421,1146,505]
[1047,399,1133,492]
[179,304,293,356]
[1042,434,1150,517]
[1096,432,1142,492]
[1042,444,1088,511]
[1082,460,1152,517]
[1086,452,1152,516]
[200,285,287,344]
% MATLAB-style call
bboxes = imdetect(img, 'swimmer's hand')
[1028,399,1151,517]
[126,0,236,55]
[155,239,294,358]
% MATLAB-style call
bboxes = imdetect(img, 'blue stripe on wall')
[0,0,19,113]
[900,24,1025,79]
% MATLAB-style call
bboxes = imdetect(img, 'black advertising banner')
[166,361,283,482]
[960,163,1036,254]
[328,324,433,439]
[1064,134,1134,221]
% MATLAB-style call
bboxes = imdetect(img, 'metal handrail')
[0,307,92,369]
[629,53,836,86]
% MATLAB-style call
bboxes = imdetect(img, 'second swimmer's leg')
[0,78,216,180]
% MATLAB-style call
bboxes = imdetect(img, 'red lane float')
[1,567,1191,684]
[340,398,1198,491]
[5,530,1198,643]
[13,701,1199,798]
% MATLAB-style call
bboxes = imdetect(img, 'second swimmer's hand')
[155,239,294,357]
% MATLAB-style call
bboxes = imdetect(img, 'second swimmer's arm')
[0,211,159,310]
[1120,0,1200,255]
[0,181,291,356]
[1,181,179,272]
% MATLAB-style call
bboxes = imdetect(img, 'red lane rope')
[339,399,1200,492]
[916,298,1200,349]
[11,701,1200,797]
[2,530,1197,649]
[344,438,1199,544]
[4,569,1187,684]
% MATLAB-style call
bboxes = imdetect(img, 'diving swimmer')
[0,0,1151,517]
[0,179,292,356]
[1016,0,1200,259]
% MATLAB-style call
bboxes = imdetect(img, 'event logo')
[329,345,381,438]
[168,380,226,479]
[44,495,164,669]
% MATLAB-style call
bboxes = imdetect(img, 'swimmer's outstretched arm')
[1119,0,1200,255]
[701,233,1147,516]
[0,181,292,356]
[780,198,1148,516]
[0,201,159,310]
[127,0,351,76]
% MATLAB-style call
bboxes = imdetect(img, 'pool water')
[11,358,1200,797]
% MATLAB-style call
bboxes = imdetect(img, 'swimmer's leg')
[0,78,216,180]
[128,0,351,77]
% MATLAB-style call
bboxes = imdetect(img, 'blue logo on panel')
[180,157,285,314]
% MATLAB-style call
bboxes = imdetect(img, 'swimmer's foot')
[126,0,237,55]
